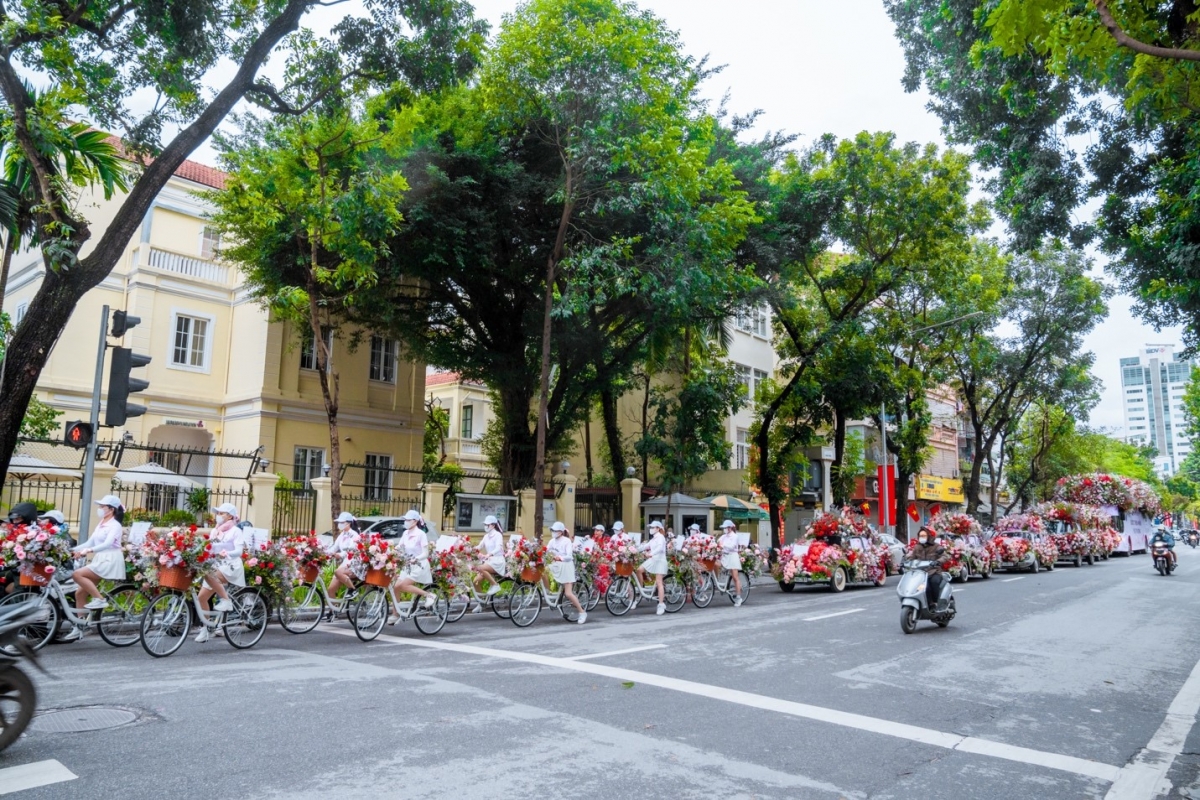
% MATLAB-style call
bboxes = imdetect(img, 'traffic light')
[110,310,141,338]
[63,421,93,449]
[105,347,151,426]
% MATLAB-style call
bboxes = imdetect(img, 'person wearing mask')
[718,519,744,606]
[574,524,602,555]
[37,510,69,540]
[909,525,949,610]
[639,520,669,616]
[70,496,127,619]
[393,510,436,609]
[1151,527,1177,568]
[472,515,507,596]
[610,521,631,547]
[546,521,586,624]
[195,503,243,642]
[0,503,39,596]
[326,511,362,601]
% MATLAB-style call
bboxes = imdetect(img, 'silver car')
[877,533,906,575]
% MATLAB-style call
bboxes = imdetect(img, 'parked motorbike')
[1152,542,1176,576]
[897,559,956,634]
[0,600,47,752]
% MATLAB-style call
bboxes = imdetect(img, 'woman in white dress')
[393,510,436,608]
[472,515,507,595]
[196,503,243,642]
[546,522,585,624]
[326,511,361,599]
[718,519,744,606]
[71,494,127,614]
[639,520,669,615]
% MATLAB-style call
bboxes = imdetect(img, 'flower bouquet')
[431,537,476,597]
[930,512,982,539]
[806,508,870,540]
[505,537,551,583]
[574,545,604,588]
[1032,536,1059,568]
[681,533,719,572]
[137,527,215,590]
[350,533,406,587]
[281,534,330,583]
[771,544,803,585]
[740,543,764,577]
[666,539,696,585]
[604,537,645,578]
[242,540,299,607]
[0,524,73,587]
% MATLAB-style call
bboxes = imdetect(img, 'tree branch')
[1092,0,1200,62]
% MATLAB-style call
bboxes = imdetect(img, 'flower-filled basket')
[605,539,645,577]
[681,533,719,572]
[506,538,550,583]
[242,540,299,608]
[137,527,215,590]
[352,533,405,587]
[281,534,329,583]
[1,524,73,587]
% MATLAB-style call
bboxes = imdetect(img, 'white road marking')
[318,625,1120,782]
[0,760,77,795]
[1002,577,1024,583]
[1104,654,1200,799]
[565,644,667,661]
[802,608,865,622]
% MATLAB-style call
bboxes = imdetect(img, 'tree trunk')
[599,383,624,510]
[830,407,847,506]
[496,385,536,495]
[641,373,652,481]
[309,276,341,521]
[0,232,16,325]
[583,404,593,487]
[894,469,912,542]
[965,423,986,516]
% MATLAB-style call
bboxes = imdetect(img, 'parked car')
[876,533,906,575]
[944,533,994,582]
[317,516,410,549]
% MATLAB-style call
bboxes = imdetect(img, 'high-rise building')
[1120,345,1197,476]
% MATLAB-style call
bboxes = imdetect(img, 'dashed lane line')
[317,625,1120,783]
[1001,577,1025,583]
[0,759,77,795]
[565,644,667,661]
[802,608,866,622]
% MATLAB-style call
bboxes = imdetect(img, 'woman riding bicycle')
[546,522,586,624]
[326,511,361,600]
[718,519,744,607]
[71,495,127,615]
[639,520,669,616]
[472,515,507,596]
[195,503,244,643]
[393,510,436,609]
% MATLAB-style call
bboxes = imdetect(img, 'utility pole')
[79,305,109,537]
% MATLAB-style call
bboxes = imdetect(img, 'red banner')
[876,464,896,526]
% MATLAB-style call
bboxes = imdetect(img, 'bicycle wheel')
[225,589,269,649]
[446,590,469,623]
[279,582,325,634]
[490,578,515,620]
[556,588,583,622]
[663,576,686,613]
[0,590,57,654]
[509,583,542,627]
[605,577,635,616]
[728,573,751,605]
[97,586,151,647]
[414,591,449,635]
[140,591,191,658]
[691,572,714,608]
[580,580,600,611]
[353,587,388,642]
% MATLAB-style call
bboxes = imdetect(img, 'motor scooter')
[897,559,956,634]
[0,599,48,752]
[1152,541,1176,576]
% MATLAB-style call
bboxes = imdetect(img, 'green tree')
[18,396,61,440]
[0,0,486,490]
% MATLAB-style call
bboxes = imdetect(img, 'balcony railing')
[146,247,229,284]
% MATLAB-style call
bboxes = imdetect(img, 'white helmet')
[38,510,65,525]
[720,519,737,530]
[402,509,422,522]
[649,520,664,530]
[550,521,567,532]
[483,515,499,527]
[612,521,625,531]
[687,523,701,533]
[335,511,355,524]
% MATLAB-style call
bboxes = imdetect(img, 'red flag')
[929,503,942,517]
[907,503,920,522]
[876,465,896,526]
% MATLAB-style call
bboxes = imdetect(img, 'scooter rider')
[1151,527,1177,567]
[909,526,949,610]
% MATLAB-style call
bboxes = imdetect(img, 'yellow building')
[3,159,426,523]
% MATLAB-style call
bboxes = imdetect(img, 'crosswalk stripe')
[0,759,77,795]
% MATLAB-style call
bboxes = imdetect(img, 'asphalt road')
[4,546,1200,799]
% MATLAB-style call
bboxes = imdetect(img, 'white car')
[317,516,435,548]
[876,533,906,575]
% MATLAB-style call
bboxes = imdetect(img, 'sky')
[197,0,1180,433]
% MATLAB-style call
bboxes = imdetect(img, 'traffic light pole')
[79,304,109,540]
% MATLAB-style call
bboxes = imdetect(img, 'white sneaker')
[656,602,665,616]
[85,598,108,610]
[214,598,233,612]
[577,611,587,625]
[734,597,743,607]
[423,594,436,609]
[194,628,210,643]
[486,584,501,596]
[470,603,483,614]
[59,627,84,642]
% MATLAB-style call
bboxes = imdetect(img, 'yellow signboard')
[916,475,964,503]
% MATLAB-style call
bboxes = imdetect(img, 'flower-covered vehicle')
[1054,472,1162,556]
[929,512,992,581]
[1030,501,1102,567]
[989,514,1057,573]
[773,509,890,593]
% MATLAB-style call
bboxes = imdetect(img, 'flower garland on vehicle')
[242,540,299,607]
[929,512,982,538]
[987,535,1031,564]
[770,543,803,584]
[806,508,870,540]
[136,527,215,587]
[1054,473,1163,517]
[505,537,551,577]
[1032,536,1059,568]
[430,537,476,596]
[0,523,73,580]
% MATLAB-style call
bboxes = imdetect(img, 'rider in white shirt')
[473,515,507,596]
[546,522,586,624]
[639,520,669,615]
[71,495,127,615]
[196,503,245,642]
[574,524,602,554]
[718,519,744,606]
[326,511,361,600]
[609,520,631,547]
[393,510,436,608]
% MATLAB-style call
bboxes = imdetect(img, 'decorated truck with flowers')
[1029,501,1116,566]
[929,512,993,582]
[989,513,1058,573]
[1054,473,1161,556]
[773,509,890,593]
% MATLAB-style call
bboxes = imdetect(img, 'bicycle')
[507,574,586,628]
[276,571,364,634]
[351,581,449,641]
[139,583,269,657]
[692,566,750,608]
[444,574,515,623]
[604,568,686,616]
[0,569,149,651]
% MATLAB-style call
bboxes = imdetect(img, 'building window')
[171,314,209,369]
[14,302,27,325]
[369,335,396,383]
[753,369,769,400]
[735,428,750,470]
[199,226,220,260]
[461,405,474,440]
[735,306,768,337]
[293,447,325,488]
[363,453,392,501]
[300,328,334,371]
[735,363,751,394]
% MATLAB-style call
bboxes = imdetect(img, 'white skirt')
[720,552,741,572]
[643,554,669,575]
[88,549,126,581]
[400,560,432,585]
[218,558,246,588]
[549,561,576,584]
[486,554,508,576]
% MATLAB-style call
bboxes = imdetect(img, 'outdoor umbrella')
[114,462,201,489]
[6,454,83,482]
[702,494,768,521]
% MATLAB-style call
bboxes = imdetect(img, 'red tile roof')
[101,134,227,189]
[425,372,463,387]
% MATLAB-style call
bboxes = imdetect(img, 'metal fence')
[104,439,262,481]
[2,480,83,523]
[341,493,423,519]
[274,488,317,536]
[120,485,251,524]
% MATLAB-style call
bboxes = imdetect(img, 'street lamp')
[321,463,331,478]
[560,460,570,475]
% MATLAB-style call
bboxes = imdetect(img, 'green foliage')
[18,396,62,440]
[184,488,210,517]
[424,404,450,470]
[831,431,869,507]
[16,497,53,513]
[158,509,198,528]
[124,507,156,523]
[274,473,304,492]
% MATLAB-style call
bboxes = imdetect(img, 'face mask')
[338,522,350,532]
[96,507,108,519]
[918,535,928,544]
[216,515,229,525]
[405,519,417,530]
